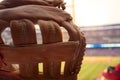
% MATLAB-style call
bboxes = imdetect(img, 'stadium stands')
[80,24,120,56]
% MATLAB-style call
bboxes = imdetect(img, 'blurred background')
[64,0,120,80]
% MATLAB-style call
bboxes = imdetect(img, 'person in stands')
[102,63,120,80]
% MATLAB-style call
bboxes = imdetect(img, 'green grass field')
[78,56,120,80]
[38,56,120,80]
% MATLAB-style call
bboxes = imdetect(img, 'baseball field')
[78,56,120,80]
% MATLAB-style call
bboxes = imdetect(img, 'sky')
[0,0,120,26]
[65,0,120,26]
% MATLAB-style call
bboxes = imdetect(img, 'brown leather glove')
[0,5,71,23]
[0,0,65,10]
[0,5,81,41]
[0,70,21,80]
[0,0,81,42]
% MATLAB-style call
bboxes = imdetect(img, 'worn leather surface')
[0,0,86,80]
[0,0,65,10]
